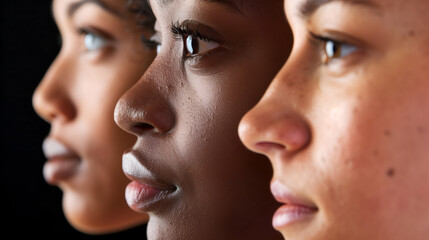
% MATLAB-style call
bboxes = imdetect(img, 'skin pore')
[32,0,154,234]
[114,0,292,239]
[239,0,429,239]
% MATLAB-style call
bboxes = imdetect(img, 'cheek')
[172,69,268,174]
[74,67,138,162]
[314,91,429,234]
[75,108,134,198]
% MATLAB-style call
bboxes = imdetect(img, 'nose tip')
[32,79,76,123]
[114,97,152,135]
[33,88,53,122]
[32,53,77,123]
[114,86,175,136]
[239,103,310,158]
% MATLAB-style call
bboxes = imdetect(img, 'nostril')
[132,122,155,133]
[255,142,286,153]
[32,85,76,123]
[114,80,176,135]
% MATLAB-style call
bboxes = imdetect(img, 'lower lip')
[125,181,175,213]
[272,204,317,229]
[43,157,81,185]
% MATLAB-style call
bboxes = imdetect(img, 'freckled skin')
[386,168,395,177]
[239,0,429,239]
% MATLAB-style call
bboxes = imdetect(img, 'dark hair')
[127,0,157,48]
[127,0,155,29]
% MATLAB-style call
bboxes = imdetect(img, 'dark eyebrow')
[158,0,243,12]
[204,0,243,12]
[68,0,122,18]
[300,0,377,17]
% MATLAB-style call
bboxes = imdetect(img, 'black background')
[1,1,147,238]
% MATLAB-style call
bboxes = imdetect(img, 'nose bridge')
[258,52,306,115]
[239,53,311,157]
[114,59,175,135]
[32,52,76,123]
[266,45,313,112]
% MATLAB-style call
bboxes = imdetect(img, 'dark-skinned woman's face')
[114,0,292,239]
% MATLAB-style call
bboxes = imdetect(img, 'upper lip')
[122,151,177,191]
[270,180,317,209]
[42,137,79,159]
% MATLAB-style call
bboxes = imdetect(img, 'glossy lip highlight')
[270,180,318,229]
[122,151,177,213]
[42,137,76,158]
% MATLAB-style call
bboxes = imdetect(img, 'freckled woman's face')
[239,0,429,239]
[32,0,154,234]
[114,0,292,239]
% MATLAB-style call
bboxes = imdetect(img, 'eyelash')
[309,32,358,64]
[141,34,159,50]
[76,27,103,39]
[170,21,208,42]
[170,20,218,61]
[76,27,110,52]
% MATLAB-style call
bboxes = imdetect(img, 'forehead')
[58,0,126,17]
[287,0,429,31]
[298,0,378,16]
[152,0,272,16]
[156,0,243,11]
[290,0,429,16]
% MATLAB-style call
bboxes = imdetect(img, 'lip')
[42,137,81,185]
[270,180,318,229]
[122,151,177,213]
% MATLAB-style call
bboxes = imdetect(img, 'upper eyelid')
[309,31,345,46]
[75,26,114,41]
[309,32,330,42]
[308,30,369,50]
[170,21,197,39]
[141,31,161,49]
[141,34,159,48]
[169,20,223,43]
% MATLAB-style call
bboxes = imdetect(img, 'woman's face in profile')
[32,0,154,234]
[114,0,292,239]
[239,0,429,239]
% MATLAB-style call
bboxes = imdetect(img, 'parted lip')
[270,180,318,228]
[270,180,317,209]
[42,137,81,184]
[122,151,176,191]
[122,151,178,213]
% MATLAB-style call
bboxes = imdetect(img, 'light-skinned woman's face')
[114,0,292,239]
[239,0,429,239]
[32,0,154,234]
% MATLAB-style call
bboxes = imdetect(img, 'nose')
[32,55,76,123]
[238,71,311,159]
[114,67,175,136]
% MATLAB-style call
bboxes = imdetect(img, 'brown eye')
[184,35,220,57]
[324,40,357,61]
[186,35,198,55]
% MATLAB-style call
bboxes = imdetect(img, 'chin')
[64,207,147,235]
[61,192,143,234]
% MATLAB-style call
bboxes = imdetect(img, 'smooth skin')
[239,0,429,239]
[114,0,292,239]
[32,0,154,234]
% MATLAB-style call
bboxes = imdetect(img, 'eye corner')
[308,31,360,64]
[75,27,113,52]
[141,33,160,51]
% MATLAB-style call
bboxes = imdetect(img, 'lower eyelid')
[341,44,358,57]
[76,26,115,42]
[185,45,226,68]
